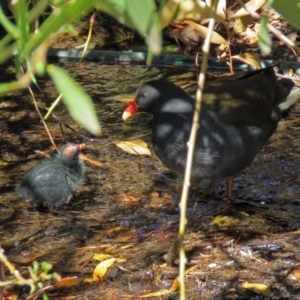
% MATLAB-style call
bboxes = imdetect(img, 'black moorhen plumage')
[16,143,84,208]
[123,67,299,198]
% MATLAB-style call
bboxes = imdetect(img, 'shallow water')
[1,63,300,299]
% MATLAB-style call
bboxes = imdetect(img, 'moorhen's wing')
[201,67,289,127]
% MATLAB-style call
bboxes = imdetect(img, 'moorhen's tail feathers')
[278,87,300,111]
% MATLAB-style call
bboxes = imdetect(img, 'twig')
[178,3,218,300]
[51,114,95,143]
[236,0,300,54]
[0,249,35,291]
[27,85,58,152]
[224,8,233,73]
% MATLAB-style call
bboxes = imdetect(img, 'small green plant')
[0,249,61,299]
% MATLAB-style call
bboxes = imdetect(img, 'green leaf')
[14,0,29,45]
[41,262,53,273]
[95,0,135,30]
[146,12,162,55]
[258,16,272,55]
[268,0,300,30]
[0,81,24,96]
[125,0,155,35]
[0,6,19,39]
[0,44,16,65]
[95,0,162,55]
[21,1,95,59]
[47,65,101,136]
[94,0,126,20]
[28,0,50,24]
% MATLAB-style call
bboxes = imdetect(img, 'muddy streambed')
[1,63,300,299]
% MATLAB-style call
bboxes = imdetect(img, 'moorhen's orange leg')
[224,177,235,206]
[226,177,233,199]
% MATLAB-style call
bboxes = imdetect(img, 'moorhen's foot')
[224,196,235,207]
[16,143,84,209]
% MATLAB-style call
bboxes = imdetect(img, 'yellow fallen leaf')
[232,52,262,69]
[114,258,127,263]
[213,215,240,227]
[93,258,116,282]
[207,0,226,22]
[242,282,272,297]
[184,20,229,44]
[231,0,266,19]
[169,265,198,292]
[140,265,198,297]
[231,15,253,38]
[114,140,151,156]
[159,0,220,29]
[93,253,111,262]
[140,289,173,298]
[120,244,134,249]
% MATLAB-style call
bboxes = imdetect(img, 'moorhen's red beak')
[78,144,85,152]
[123,100,138,121]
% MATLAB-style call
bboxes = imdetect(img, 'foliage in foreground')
[0,0,299,136]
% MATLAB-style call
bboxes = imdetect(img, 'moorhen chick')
[123,67,299,198]
[16,143,84,209]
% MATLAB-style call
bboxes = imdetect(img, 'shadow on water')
[1,63,300,299]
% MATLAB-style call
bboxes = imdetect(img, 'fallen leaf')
[80,154,104,167]
[207,0,226,23]
[231,0,266,19]
[121,193,141,207]
[138,265,198,297]
[242,282,272,297]
[159,0,220,29]
[294,268,300,283]
[184,20,228,44]
[93,253,111,262]
[139,289,173,298]
[76,252,94,265]
[54,276,79,287]
[114,140,151,156]
[117,230,135,242]
[120,244,134,249]
[232,52,262,69]
[216,43,229,60]
[169,265,198,292]
[93,258,116,282]
[212,215,240,227]
[231,15,253,37]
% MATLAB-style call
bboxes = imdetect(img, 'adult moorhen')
[123,67,299,198]
[16,143,84,208]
